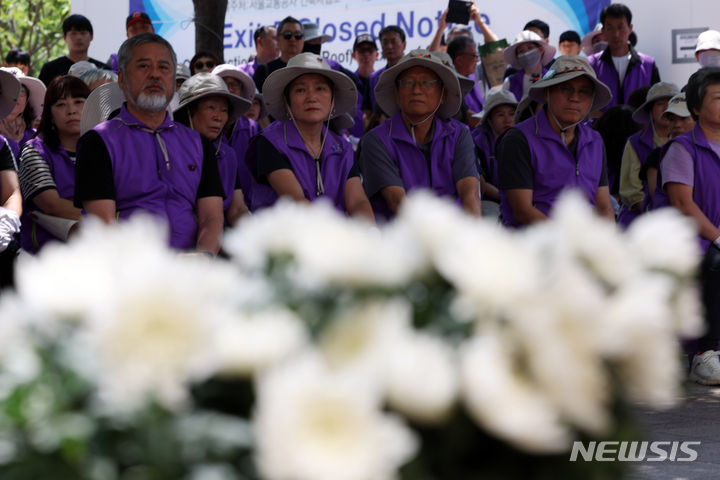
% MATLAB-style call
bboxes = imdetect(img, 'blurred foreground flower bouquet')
[0,192,703,480]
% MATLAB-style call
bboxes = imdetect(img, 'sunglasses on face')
[281,31,304,40]
[194,60,216,70]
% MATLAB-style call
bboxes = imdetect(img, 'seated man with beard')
[74,33,225,256]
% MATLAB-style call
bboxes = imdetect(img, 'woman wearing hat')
[0,67,46,155]
[17,76,90,253]
[502,30,556,102]
[497,55,614,227]
[471,88,518,214]
[250,52,373,220]
[358,49,481,220]
[617,81,678,227]
[174,72,252,227]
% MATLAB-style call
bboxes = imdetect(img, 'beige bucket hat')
[262,52,357,121]
[174,72,251,123]
[632,82,680,124]
[0,67,44,121]
[212,64,256,100]
[480,88,518,124]
[528,55,612,114]
[80,81,125,135]
[374,49,462,118]
[503,30,556,70]
[662,92,690,118]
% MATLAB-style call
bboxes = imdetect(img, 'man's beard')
[134,92,170,112]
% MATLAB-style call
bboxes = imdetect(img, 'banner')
[130,0,610,70]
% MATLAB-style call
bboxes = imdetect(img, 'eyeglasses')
[553,84,594,100]
[194,60,216,70]
[281,31,304,40]
[397,78,440,91]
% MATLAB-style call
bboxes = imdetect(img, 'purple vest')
[589,48,655,110]
[472,126,496,185]
[110,53,119,74]
[239,58,259,78]
[19,137,76,253]
[663,125,720,252]
[252,120,354,211]
[214,138,239,214]
[617,125,656,227]
[464,74,484,113]
[500,107,605,227]
[93,105,204,250]
[370,111,464,219]
[228,116,260,209]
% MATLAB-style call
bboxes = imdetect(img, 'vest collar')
[599,44,642,65]
[116,103,174,132]
[281,120,343,158]
[534,105,590,148]
[388,110,455,147]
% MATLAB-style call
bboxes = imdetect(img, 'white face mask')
[517,48,541,68]
[593,41,609,54]
[698,50,720,67]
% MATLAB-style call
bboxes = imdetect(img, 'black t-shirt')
[254,134,359,184]
[0,142,14,171]
[498,127,608,190]
[74,130,224,208]
[253,58,287,92]
[38,56,109,86]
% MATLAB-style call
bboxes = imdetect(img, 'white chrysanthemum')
[670,284,704,338]
[461,335,571,453]
[319,298,412,380]
[385,332,458,425]
[224,199,425,288]
[216,308,308,377]
[77,259,237,412]
[627,208,700,277]
[0,295,41,399]
[254,354,417,480]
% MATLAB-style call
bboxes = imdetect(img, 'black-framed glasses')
[553,84,594,100]
[194,60,216,70]
[397,78,439,91]
[281,31,304,40]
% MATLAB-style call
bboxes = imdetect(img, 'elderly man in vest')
[497,55,614,227]
[588,4,659,111]
[74,33,225,256]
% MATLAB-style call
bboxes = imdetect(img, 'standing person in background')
[108,11,156,74]
[18,76,90,253]
[5,49,31,75]
[351,34,378,136]
[253,17,305,92]
[448,36,484,120]
[240,26,279,78]
[367,26,407,111]
[189,51,222,75]
[558,31,582,56]
[695,30,720,68]
[38,14,108,87]
[588,3,659,111]
[502,31,556,102]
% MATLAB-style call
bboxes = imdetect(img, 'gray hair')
[79,68,118,87]
[117,32,177,77]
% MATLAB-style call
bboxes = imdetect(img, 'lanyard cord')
[116,117,171,173]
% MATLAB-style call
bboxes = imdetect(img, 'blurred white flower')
[670,284,704,339]
[254,354,417,480]
[0,295,41,399]
[385,332,458,425]
[627,208,700,277]
[216,308,308,377]
[461,335,571,453]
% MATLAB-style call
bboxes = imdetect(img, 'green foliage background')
[0,0,71,76]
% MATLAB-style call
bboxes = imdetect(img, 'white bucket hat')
[480,88,518,125]
[581,24,604,56]
[302,22,331,43]
[374,49,462,118]
[695,29,720,54]
[174,73,251,124]
[632,82,680,124]
[68,61,96,78]
[262,52,357,121]
[0,67,44,121]
[0,69,20,120]
[662,92,690,119]
[176,63,191,81]
[80,81,125,135]
[528,55,612,114]
[503,30,556,70]
[212,64,255,100]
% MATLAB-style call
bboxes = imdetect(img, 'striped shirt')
[18,143,75,201]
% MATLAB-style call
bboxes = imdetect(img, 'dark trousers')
[700,244,720,351]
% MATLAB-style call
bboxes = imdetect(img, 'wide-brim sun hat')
[374,49,462,118]
[430,50,475,98]
[632,81,680,124]
[80,81,125,135]
[0,69,21,120]
[174,72,251,124]
[176,63,191,81]
[68,61,96,78]
[581,24,603,56]
[252,88,268,120]
[695,29,720,54]
[262,52,357,121]
[480,88,518,125]
[528,55,612,115]
[302,22,331,43]
[503,30,556,70]
[212,64,256,100]
[662,92,690,118]
[0,67,45,121]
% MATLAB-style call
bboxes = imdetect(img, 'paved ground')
[625,382,720,480]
